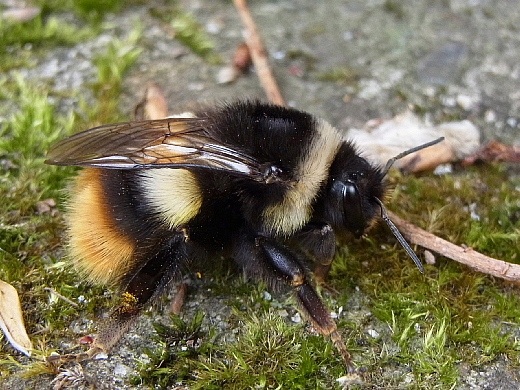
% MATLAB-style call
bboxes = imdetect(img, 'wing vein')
[46,117,271,183]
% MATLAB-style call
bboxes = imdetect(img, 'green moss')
[150,5,221,64]
[317,66,361,86]
[392,166,519,261]
[326,166,520,387]
[194,312,342,389]
[172,13,219,63]
[36,0,146,22]
[0,15,92,53]
[0,75,115,365]
[0,13,94,73]
[0,76,75,235]
[131,311,209,388]
[0,11,141,380]
[134,308,345,390]
[0,1,143,73]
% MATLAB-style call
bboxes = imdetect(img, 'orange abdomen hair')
[66,168,135,285]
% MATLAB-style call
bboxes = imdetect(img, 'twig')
[44,287,79,308]
[233,0,286,106]
[170,281,188,315]
[387,211,520,282]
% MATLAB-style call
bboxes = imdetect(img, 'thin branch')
[44,287,79,308]
[233,0,286,106]
[388,211,520,282]
[170,281,188,315]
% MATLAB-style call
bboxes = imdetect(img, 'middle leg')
[232,231,354,371]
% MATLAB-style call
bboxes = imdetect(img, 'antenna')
[374,137,445,273]
[381,137,445,177]
[374,197,424,273]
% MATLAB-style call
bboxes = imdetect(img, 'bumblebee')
[46,101,434,365]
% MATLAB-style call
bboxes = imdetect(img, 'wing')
[45,117,278,183]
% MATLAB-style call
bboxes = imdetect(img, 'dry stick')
[170,282,188,315]
[233,0,286,106]
[388,211,520,282]
[44,287,79,308]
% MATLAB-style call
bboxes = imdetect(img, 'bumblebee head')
[321,137,444,273]
[320,143,384,238]
[329,169,384,238]
[321,147,424,273]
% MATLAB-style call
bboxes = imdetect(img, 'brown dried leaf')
[0,280,32,356]
[462,140,520,165]
[346,111,481,173]
[233,41,252,72]
[399,143,454,173]
[217,42,252,84]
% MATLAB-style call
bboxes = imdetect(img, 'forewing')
[46,118,269,181]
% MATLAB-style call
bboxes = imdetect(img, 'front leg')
[292,222,336,284]
[232,232,354,371]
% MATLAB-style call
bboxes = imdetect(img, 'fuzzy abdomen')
[66,168,135,285]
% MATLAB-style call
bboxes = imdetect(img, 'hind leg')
[49,230,194,362]
[94,230,194,351]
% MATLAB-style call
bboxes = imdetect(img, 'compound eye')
[344,183,364,235]
[343,182,358,201]
[331,179,365,238]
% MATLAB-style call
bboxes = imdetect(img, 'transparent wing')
[45,118,271,182]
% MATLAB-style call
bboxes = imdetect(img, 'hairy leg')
[232,231,354,371]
